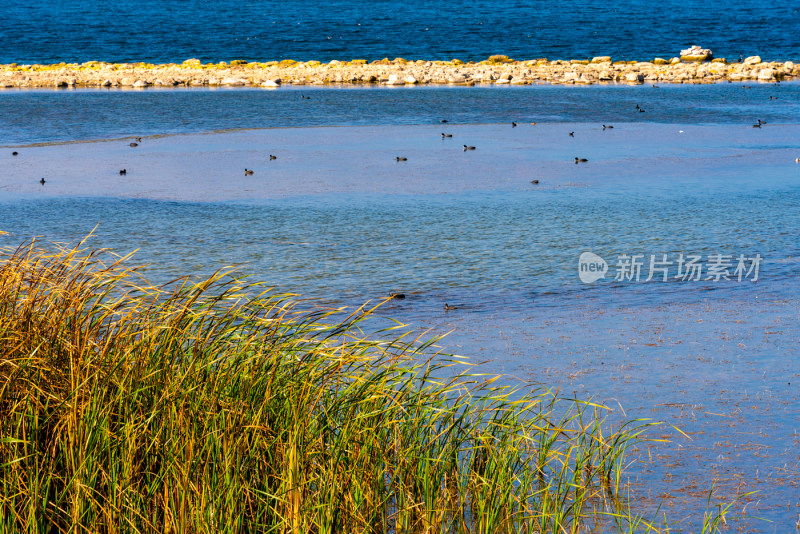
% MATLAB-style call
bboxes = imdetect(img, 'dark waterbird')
[269,154,277,160]
[441,133,452,138]
[389,292,405,299]
[245,169,254,175]
[396,156,407,161]
[119,169,127,175]
[512,121,517,127]
[569,132,574,137]
[531,179,539,184]
[444,303,458,311]
[39,178,46,185]
[602,124,613,130]
[441,119,448,123]
[463,145,476,151]
[575,157,588,163]
[129,142,138,147]
[12,151,18,156]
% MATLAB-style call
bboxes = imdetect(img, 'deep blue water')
[1,0,799,64]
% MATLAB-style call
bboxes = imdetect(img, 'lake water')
[1,83,799,529]
[1,0,799,64]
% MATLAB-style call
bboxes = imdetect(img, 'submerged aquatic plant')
[0,235,733,532]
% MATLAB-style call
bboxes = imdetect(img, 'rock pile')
[1,55,796,88]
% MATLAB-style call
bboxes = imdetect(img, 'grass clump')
[0,236,723,532]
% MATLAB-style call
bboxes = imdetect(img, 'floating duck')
[119,169,127,175]
[602,124,614,130]
[444,303,458,311]
[569,132,574,137]
[12,151,18,156]
[512,121,517,127]
[129,142,138,147]
[441,133,452,138]
[396,156,407,161]
[245,169,254,175]
[575,157,588,163]
[269,154,277,160]
[441,119,448,123]
[39,178,46,185]
[463,145,476,151]
[390,292,406,299]
[531,179,539,184]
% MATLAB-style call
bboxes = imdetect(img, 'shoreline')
[1,55,797,88]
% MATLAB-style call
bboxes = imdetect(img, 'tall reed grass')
[0,236,732,532]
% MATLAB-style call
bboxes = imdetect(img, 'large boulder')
[385,74,403,85]
[757,68,776,81]
[625,72,644,84]
[680,45,713,62]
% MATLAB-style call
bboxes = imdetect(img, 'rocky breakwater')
[1,54,797,89]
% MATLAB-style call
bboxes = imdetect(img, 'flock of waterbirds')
[11,102,790,194]
[10,94,794,306]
